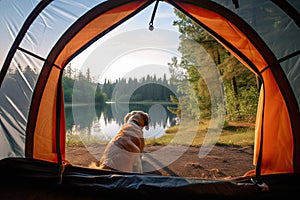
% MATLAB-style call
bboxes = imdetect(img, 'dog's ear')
[124,112,132,123]
[142,112,150,130]
[124,111,137,123]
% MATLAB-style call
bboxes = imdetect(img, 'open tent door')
[1,0,300,199]
[170,0,300,175]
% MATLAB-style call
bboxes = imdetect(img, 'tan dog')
[90,111,149,173]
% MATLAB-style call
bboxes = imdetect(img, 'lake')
[65,102,178,143]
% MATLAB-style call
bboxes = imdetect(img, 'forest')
[166,9,260,122]
[62,72,178,104]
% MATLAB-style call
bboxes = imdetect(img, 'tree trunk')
[232,76,241,119]
[232,77,238,97]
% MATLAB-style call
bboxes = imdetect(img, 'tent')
[0,0,299,199]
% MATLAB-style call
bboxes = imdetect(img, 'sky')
[70,1,181,84]
[0,1,181,81]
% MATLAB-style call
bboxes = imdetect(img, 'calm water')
[65,102,178,142]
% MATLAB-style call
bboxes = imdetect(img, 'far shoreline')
[65,101,178,107]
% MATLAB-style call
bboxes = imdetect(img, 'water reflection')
[65,103,177,142]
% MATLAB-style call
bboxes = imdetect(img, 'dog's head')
[124,110,150,130]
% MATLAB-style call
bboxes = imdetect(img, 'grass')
[66,133,108,147]
[145,120,255,148]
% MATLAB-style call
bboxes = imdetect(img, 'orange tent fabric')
[0,0,299,180]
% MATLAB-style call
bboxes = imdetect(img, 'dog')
[89,110,149,173]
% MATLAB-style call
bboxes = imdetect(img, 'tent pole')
[0,0,53,87]
[56,70,64,184]
[149,0,160,31]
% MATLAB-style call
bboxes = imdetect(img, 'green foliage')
[95,83,107,104]
[63,65,108,105]
[167,95,181,117]
[225,84,259,122]
[105,75,178,102]
[168,9,259,124]
[62,77,74,103]
[69,79,95,104]
[63,69,178,105]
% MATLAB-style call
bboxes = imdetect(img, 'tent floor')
[0,158,299,199]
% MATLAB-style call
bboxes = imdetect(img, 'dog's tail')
[88,161,102,169]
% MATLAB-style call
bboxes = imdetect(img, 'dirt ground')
[66,144,255,180]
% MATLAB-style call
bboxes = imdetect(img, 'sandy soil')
[66,144,255,180]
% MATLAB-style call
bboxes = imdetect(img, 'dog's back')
[113,122,145,152]
[90,111,149,173]
[99,123,145,172]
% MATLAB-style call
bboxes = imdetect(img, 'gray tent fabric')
[0,0,104,159]
[0,0,300,198]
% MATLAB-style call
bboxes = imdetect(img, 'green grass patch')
[66,132,108,147]
[66,134,84,146]
[216,128,255,147]
[146,121,255,148]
